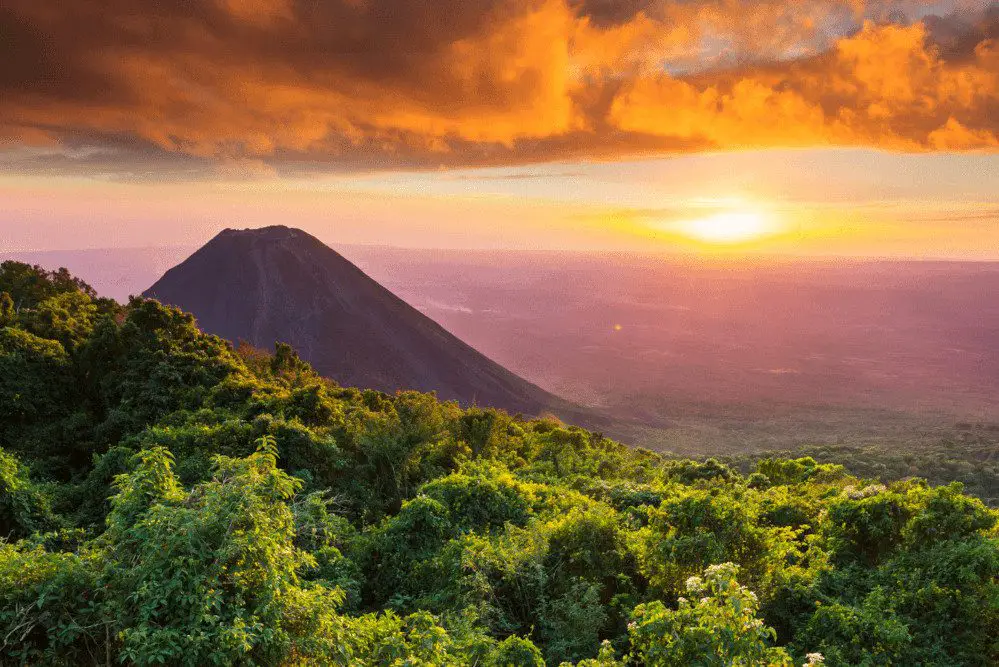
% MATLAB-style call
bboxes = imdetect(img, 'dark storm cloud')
[925,2,999,60]
[570,0,653,26]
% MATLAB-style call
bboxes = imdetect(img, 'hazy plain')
[8,244,999,455]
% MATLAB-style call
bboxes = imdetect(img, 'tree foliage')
[629,563,792,666]
[0,263,996,665]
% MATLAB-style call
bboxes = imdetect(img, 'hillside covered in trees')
[1,261,997,665]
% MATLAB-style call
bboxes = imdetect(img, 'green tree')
[0,448,58,540]
[81,298,245,442]
[103,439,343,665]
[0,543,104,663]
[634,488,775,597]
[21,290,100,352]
[0,261,96,312]
[0,292,14,328]
[629,563,793,666]
[0,327,76,460]
[489,635,546,667]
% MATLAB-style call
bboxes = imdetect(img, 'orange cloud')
[610,21,999,150]
[220,0,294,25]
[0,0,996,177]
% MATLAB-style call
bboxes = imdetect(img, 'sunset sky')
[2,0,997,257]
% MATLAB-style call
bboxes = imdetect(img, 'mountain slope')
[144,226,592,422]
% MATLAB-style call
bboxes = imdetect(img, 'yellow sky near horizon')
[2,148,997,258]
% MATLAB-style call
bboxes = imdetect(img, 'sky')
[1,0,997,257]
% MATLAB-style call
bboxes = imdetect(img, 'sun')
[676,210,777,244]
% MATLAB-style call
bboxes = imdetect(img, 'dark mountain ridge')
[145,225,601,426]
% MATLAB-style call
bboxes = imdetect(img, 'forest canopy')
[0,260,997,665]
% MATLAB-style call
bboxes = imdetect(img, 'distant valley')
[7,242,999,454]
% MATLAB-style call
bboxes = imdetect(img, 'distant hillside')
[145,226,600,426]
[0,247,194,302]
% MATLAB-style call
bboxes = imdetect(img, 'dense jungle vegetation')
[1,260,997,665]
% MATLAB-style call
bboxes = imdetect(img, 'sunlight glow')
[676,210,777,244]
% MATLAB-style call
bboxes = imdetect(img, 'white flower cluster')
[704,562,737,579]
[844,483,887,499]
[804,652,825,665]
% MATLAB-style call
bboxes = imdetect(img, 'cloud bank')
[1,0,996,177]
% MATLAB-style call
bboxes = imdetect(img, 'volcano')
[145,226,593,422]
